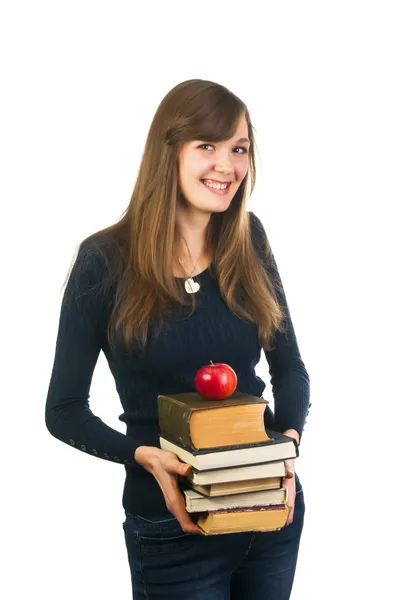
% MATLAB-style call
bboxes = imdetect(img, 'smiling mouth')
[201,179,232,190]
[200,179,232,197]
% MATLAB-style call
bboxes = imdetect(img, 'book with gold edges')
[187,476,283,497]
[196,504,290,535]
[158,391,270,450]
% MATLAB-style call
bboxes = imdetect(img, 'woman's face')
[177,114,250,215]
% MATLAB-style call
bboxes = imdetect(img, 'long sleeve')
[249,212,311,441]
[45,240,146,467]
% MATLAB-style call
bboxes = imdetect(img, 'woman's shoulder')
[67,230,121,300]
[248,209,262,229]
[80,228,117,255]
[78,229,119,271]
[247,210,270,258]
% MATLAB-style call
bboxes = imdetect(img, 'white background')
[1,1,397,598]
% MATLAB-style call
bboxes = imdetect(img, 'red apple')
[194,360,237,400]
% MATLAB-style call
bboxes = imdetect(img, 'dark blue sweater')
[45,211,310,517]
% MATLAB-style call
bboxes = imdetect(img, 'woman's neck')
[172,250,212,278]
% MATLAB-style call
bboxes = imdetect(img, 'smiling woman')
[45,78,310,600]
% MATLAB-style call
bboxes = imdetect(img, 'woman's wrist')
[134,445,161,469]
[282,429,299,477]
[283,428,300,444]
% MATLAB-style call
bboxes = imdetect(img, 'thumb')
[176,462,192,476]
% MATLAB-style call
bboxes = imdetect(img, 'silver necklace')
[177,248,204,294]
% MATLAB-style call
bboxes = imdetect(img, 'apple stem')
[210,360,214,366]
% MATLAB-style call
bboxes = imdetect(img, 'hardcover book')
[187,460,287,485]
[196,504,290,535]
[159,430,298,470]
[184,487,287,513]
[187,476,283,497]
[157,391,270,450]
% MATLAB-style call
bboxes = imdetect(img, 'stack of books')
[157,391,298,535]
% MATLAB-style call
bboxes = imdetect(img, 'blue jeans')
[122,475,305,599]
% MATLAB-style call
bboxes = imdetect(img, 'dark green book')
[157,391,270,451]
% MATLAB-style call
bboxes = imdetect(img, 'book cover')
[196,504,290,535]
[158,391,270,451]
[187,460,287,485]
[159,430,298,470]
[188,476,283,497]
[184,487,287,512]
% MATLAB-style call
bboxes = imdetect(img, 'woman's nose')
[214,163,234,175]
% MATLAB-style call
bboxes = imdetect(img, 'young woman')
[45,78,310,599]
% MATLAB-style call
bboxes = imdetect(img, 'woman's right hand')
[134,445,202,534]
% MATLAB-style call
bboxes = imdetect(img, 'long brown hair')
[64,79,286,354]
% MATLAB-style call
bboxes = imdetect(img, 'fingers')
[176,462,193,477]
[165,491,202,535]
[283,469,296,525]
[286,492,295,525]
[153,462,202,534]
[164,455,192,477]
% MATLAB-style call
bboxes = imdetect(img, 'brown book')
[187,461,286,486]
[196,504,290,535]
[184,487,287,512]
[187,460,286,485]
[157,391,270,450]
[188,476,283,497]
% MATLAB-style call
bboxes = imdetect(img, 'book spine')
[158,396,195,449]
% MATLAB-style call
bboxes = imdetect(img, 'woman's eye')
[234,146,248,154]
[198,144,248,154]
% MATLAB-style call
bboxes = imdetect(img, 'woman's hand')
[283,458,296,525]
[282,429,300,525]
[134,445,202,534]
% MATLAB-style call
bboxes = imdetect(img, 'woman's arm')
[249,211,311,441]
[45,240,146,467]
[263,276,310,440]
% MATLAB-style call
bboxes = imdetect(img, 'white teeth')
[203,180,229,190]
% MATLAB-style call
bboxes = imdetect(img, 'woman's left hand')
[282,429,300,525]
[283,458,296,525]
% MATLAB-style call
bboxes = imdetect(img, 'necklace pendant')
[185,277,200,294]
